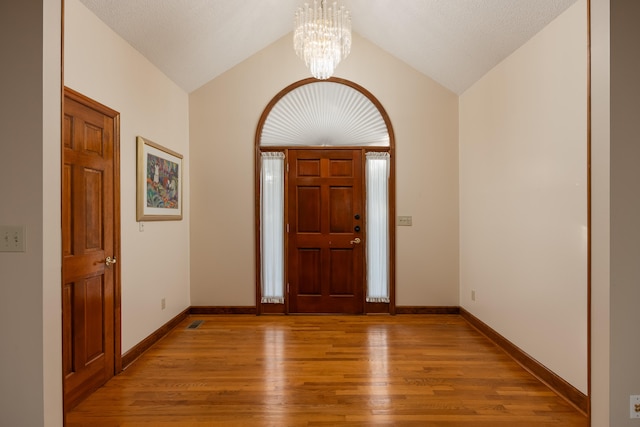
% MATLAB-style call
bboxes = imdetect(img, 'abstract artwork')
[137,136,183,220]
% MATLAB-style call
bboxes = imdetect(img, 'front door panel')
[288,149,364,313]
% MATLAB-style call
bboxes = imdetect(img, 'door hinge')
[286,162,289,172]
[287,223,290,233]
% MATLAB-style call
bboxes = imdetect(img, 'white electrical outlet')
[631,395,640,419]
[0,225,26,252]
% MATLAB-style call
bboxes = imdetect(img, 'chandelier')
[294,0,352,80]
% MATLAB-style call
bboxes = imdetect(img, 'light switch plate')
[0,225,26,252]
[397,216,412,226]
[631,395,640,419]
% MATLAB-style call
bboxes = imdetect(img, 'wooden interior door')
[287,149,364,314]
[62,88,120,411]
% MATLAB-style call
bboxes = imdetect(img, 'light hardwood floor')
[65,315,588,426]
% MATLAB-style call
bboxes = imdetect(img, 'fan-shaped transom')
[260,80,390,147]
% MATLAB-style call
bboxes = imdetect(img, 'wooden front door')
[287,149,364,314]
[62,88,120,411]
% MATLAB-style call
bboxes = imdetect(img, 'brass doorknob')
[350,238,361,244]
[105,256,117,267]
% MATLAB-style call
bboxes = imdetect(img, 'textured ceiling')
[79,0,578,94]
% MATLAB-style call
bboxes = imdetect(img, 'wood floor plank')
[65,315,588,426]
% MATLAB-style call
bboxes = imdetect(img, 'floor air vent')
[186,320,204,329]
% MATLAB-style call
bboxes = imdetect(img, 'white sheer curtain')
[366,152,390,303]
[260,152,285,303]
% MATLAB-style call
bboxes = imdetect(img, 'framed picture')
[137,136,183,221]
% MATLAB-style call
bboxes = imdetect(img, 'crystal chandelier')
[294,0,352,80]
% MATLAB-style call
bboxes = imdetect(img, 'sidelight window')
[260,152,285,303]
[365,152,390,302]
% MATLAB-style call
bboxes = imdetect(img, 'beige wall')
[43,1,64,423]
[0,1,44,424]
[590,2,640,424]
[0,0,62,425]
[590,0,610,423]
[608,1,640,425]
[64,0,191,352]
[459,1,588,393]
[189,33,459,307]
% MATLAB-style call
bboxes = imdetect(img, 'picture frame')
[137,136,183,221]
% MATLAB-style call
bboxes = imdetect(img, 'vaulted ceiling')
[79,0,578,94]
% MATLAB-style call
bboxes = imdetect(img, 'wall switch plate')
[397,216,413,226]
[0,225,26,252]
[161,298,166,310]
[631,395,640,418]
[139,222,145,232]
[471,290,476,301]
